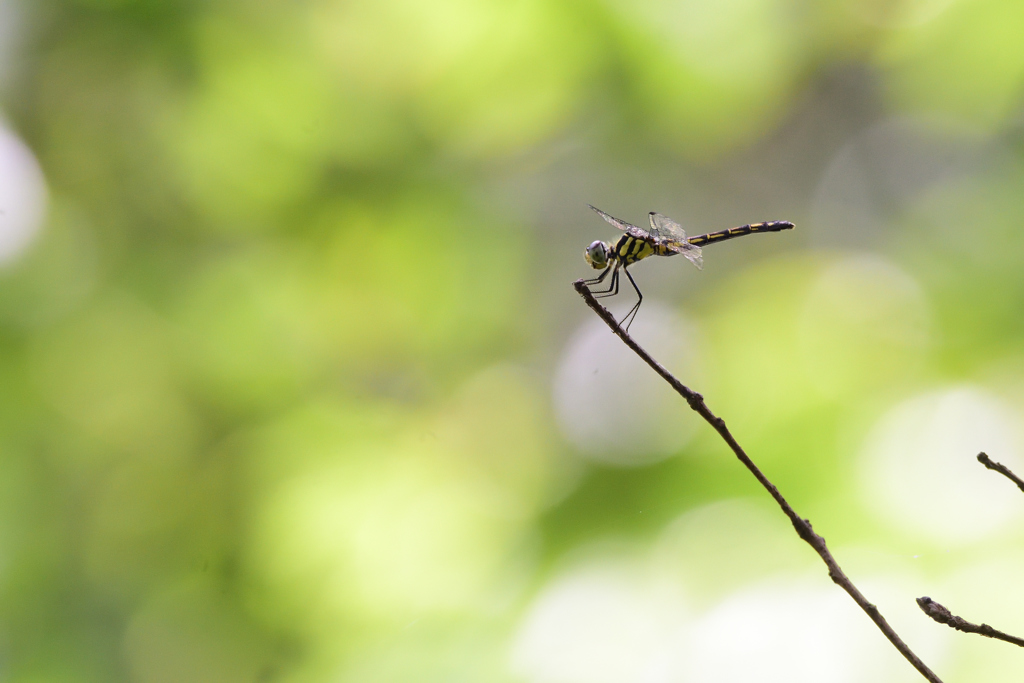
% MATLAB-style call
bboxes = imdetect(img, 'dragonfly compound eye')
[585,240,608,269]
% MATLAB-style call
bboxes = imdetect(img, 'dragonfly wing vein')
[663,240,703,270]
[648,212,689,243]
[589,205,651,240]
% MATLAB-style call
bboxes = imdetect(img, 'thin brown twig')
[573,279,943,683]
[916,455,1024,646]
[917,597,1024,648]
[977,452,1024,494]
[912,453,1024,649]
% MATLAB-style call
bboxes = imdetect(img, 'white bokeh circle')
[553,302,698,465]
[859,387,1024,544]
[510,561,687,683]
[0,119,47,265]
[675,578,948,682]
[511,553,948,682]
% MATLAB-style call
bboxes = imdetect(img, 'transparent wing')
[649,212,703,269]
[648,212,689,242]
[675,243,703,270]
[588,205,651,241]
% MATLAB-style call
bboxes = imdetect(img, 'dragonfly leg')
[592,266,620,299]
[583,265,611,287]
[619,267,642,331]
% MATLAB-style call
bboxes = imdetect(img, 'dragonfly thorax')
[584,240,611,269]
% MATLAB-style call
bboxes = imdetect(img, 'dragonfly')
[583,205,794,330]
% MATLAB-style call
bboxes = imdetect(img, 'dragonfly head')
[584,240,610,269]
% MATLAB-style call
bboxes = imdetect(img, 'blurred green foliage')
[1,0,1024,681]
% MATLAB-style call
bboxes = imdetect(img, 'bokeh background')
[1,0,1024,681]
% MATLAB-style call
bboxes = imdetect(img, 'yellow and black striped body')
[611,234,663,266]
[610,221,794,265]
[687,221,793,247]
[584,207,794,332]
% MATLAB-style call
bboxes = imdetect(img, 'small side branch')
[573,280,943,683]
[917,597,1024,648]
[977,452,1024,494]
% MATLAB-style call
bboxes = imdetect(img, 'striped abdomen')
[687,221,794,247]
